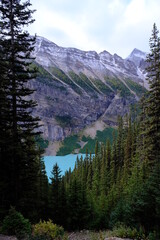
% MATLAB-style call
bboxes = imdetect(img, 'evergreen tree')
[110,131,117,185]
[38,158,49,219]
[95,140,99,156]
[86,155,93,191]
[0,0,41,219]
[105,140,112,193]
[100,144,106,195]
[116,116,124,168]
[50,163,62,225]
[58,177,68,228]
[124,115,133,174]
[144,23,160,165]
[67,174,83,230]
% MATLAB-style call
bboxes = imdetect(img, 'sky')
[28,0,160,58]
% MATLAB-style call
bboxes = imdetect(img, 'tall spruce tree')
[50,163,62,225]
[0,0,41,219]
[144,23,160,165]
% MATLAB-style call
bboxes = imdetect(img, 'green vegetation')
[124,78,147,96]
[32,220,64,240]
[96,127,116,143]
[35,136,49,150]
[30,63,60,87]
[57,135,81,155]
[31,62,53,79]
[105,77,132,97]
[1,207,31,239]
[108,224,146,239]
[0,0,45,221]
[80,127,116,153]
[92,78,113,95]
[69,71,94,94]
[80,136,96,153]
[56,127,116,155]
[37,74,65,91]
[79,73,100,94]
[50,67,82,94]
[30,62,68,92]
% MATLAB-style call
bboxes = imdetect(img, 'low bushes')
[1,207,31,239]
[32,219,64,240]
[109,224,146,239]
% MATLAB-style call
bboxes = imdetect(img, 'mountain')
[127,48,146,66]
[29,36,147,142]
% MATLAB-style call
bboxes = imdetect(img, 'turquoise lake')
[43,154,86,179]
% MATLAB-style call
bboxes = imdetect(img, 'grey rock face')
[126,48,147,67]
[30,37,147,141]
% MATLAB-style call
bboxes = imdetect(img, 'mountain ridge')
[29,36,147,144]
[34,36,147,85]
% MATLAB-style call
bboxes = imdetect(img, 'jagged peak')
[113,53,123,60]
[127,48,147,59]
[36,36,59,48]
[99,50,112,56]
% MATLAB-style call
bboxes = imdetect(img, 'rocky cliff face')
[31,36,147,141]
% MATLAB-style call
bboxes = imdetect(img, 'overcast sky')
[28,0,160,58]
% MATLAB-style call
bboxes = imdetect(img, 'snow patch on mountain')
[126,48,147,66]
[34,37,148,91]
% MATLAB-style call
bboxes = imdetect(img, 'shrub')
[2,206,31,239]
[110,223,146,239]
[148,231,157,240]
[32,219,64,240]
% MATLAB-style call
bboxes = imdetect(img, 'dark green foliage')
[30,62,53,80]
[81,135,90,142]
[69,71,96,94]
[96,128,115,144]
[36,65,67,92]
[143,23,160,165]
[35,136,49,150]
[79,73,100,94]
[50,67,82,94]
[50,164,62,225]
[37,159,49,220]
[57,135,81,155]
[80,128,116,153]
[105,77,132,97]
[109,224,146,239]
[124,79,147,97]
[91,78,113,95]
[80,137,96,154]
[67,176,86,229]
[0,0,49,222]
[2,207,31,239]
[32,63,66,90]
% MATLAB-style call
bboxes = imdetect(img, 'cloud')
[108,0,160,57]
[28,0,160,58]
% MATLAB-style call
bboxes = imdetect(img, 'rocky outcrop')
[0,235,17,240]
[30,77,114,141]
